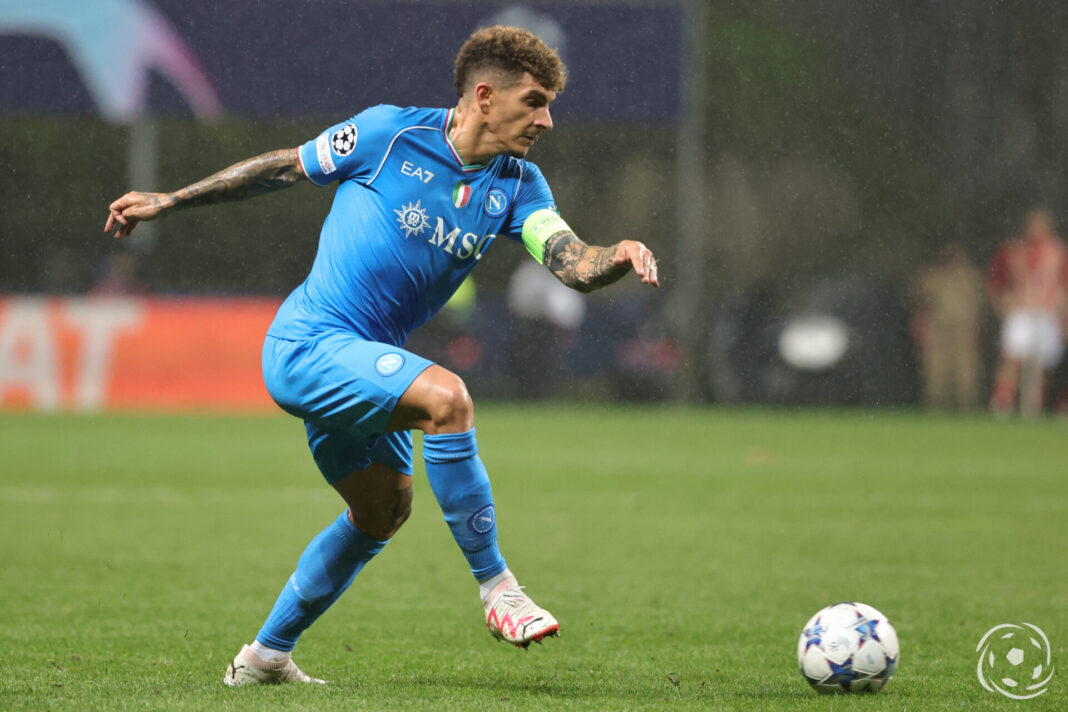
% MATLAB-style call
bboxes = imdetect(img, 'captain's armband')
[521,209,573,263]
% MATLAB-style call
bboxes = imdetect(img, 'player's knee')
[349,499,409,541]
[427,373,474,433]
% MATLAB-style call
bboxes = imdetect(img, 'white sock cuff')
[479,568,515,603]
[250,639,292,663]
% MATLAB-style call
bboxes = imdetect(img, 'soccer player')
[987,208,1068,416]
[105,26,659,686]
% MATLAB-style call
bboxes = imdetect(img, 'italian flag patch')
[452,181,472,208]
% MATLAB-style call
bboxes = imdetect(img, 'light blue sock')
[256,511,387,651]
[423,428,507,581]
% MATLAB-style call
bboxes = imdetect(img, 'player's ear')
[474,82,493,113]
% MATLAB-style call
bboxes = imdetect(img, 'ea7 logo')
[427,217,494,260]
[401,161,434,183]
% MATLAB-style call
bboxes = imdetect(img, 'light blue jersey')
[267,105,556,346]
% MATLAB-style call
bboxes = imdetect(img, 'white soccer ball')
[797,602,900,694]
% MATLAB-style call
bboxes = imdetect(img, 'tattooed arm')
[105,148,306,238]
[543,230,660,293]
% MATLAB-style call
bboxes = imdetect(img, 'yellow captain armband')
[521,209,573,263]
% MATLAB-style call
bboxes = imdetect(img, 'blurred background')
[3,0,1068,413]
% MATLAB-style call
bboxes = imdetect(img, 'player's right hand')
[105,191,168,238]
[610,240,660,288]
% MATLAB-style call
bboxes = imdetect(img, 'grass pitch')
[1,405,1065,710]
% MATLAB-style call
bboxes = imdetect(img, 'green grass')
[1,405,1066,710]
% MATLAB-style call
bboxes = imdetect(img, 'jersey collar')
[443,108,490,173]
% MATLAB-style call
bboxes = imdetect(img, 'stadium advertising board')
[0,298,280,412]
[0,1,682,122]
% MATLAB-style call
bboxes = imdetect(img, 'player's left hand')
[611,240,659,287]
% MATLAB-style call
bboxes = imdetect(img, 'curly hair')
[453,25,567,97]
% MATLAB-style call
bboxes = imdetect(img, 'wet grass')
[1,405,1065,710]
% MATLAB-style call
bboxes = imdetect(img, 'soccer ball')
[797,602,900,694]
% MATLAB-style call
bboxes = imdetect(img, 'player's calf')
[333,464,414,541]
[422,428,507,580]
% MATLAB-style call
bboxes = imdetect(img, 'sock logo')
[467,504,495,534]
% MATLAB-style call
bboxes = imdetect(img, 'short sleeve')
[502,162,557,238]
[297,105,400,186]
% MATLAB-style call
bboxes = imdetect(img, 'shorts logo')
[375,353,405,376]
[331,124,357,156]
[315,133,336,175]
[483,188,508,218]
[467,504,496,534]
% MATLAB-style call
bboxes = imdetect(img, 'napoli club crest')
[483,188,508,217]
[375,352,405,376]
[467,504,496,534]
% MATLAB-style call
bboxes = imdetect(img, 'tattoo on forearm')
[170,149,304,210]
[544,230,628,292]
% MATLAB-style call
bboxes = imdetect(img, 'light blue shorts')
[262,332,433,483]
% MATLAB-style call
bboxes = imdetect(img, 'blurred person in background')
[506,259,585,399]
[89,251,148,296]
[986,208,1068,416]
[910,243,984,411]
[105,26,659,686]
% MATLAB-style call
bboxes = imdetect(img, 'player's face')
[488,73,556,158]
